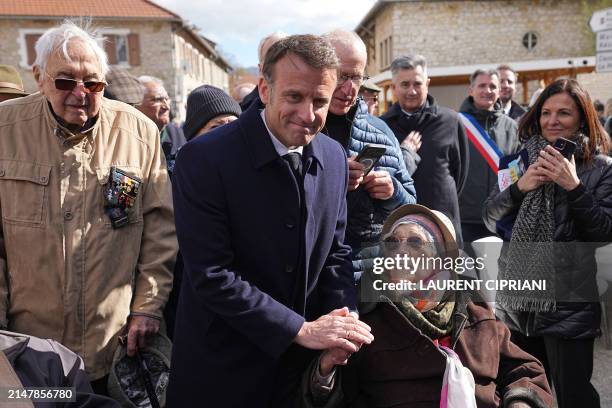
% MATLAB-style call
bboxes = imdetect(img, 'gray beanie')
[183,85,242,140]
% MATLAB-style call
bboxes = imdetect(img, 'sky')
[155,0,378,68]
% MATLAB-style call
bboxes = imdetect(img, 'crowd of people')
[0,19,610,408]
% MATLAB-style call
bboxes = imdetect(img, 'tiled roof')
[0,0,180,20]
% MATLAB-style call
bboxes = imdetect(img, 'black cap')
[183,85,242,140]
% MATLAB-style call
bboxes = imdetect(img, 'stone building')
[356,0,612,112]
[0,0,232,120]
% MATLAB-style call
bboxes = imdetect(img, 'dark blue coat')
[167,104,356,407]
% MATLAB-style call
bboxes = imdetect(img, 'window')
[523,31,538,51]
[103,32,140,66]
[378,35,393,69]
[18,29,46,68]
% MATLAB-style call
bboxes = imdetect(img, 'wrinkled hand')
[319,347,352,377]
[347,157,365,191]
[294,307,374,354]
[401,131,422,152]
[127,315,160,357]
[536,145,580,191]
[363,170,394,200]
[516,162,549,194]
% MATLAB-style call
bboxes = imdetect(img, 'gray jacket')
[458,97,519,225]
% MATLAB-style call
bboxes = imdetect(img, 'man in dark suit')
[167,35,373,408]
[381,55,468,245]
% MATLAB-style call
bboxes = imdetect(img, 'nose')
[297,102,316,124]
[71,82,87,98]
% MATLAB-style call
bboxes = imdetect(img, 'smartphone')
[355,144,386,176]
[553,137,577,159]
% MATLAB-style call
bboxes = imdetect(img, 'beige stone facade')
[357,0,607,111]
[0,17,231,121]
[364,0,592,76]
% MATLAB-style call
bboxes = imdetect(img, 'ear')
[32,65,43,89]
[468,85,474,97]
[258,75,270,105]
[426,77,431,87]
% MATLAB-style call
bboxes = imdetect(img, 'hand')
[401,131,422,152]
[347,157,365,191]
[516,162,550,194]
[294,307,374,354]
[537,146,580,191]
[319,347,352,377]
[507,402,532,408]
[127,315,160,356]
[362,170,394,200]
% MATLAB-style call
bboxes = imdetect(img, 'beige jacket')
[0,93,177,380]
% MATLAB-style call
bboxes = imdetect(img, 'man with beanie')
[183,85,242,141]
[0,65,28,102]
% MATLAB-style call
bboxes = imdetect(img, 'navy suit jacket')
[167,104,356,407]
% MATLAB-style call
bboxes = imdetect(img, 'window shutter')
[104,35,118,65]
[127,34,141,66]
[25,34,41,66]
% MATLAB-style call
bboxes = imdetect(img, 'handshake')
[294,307,374,376]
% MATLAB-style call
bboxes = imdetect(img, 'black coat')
[483,153,612,338]
[167,104,356,407]
[459,97,519,225]
[506,100,527,121]
[381,96,468,243]
[240,86,262,111]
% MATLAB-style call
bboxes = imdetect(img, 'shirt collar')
[503,101,512,115]
[260,109,303,156]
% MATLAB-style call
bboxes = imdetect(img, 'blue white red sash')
[459,112,503,174]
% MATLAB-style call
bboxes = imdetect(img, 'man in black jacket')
[381,55,468,244]
[498,65,526,121]
[459,68,519,242]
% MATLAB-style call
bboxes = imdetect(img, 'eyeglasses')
[45,72,107,93]
[147,96,170,105]
[382,236,433,251]
[337,73,370,87]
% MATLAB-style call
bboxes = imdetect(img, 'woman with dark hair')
[484,78,612,408]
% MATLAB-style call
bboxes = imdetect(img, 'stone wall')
[365,0,592,76]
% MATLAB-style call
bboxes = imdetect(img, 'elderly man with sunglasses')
[0,21,177,393]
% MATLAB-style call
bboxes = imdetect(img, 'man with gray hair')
[381,54,468,244]
[321,29,416,276]
[168,34,372,407]
[459,68,519,242]
[240,31,288,111]
[0,21,177,391]
[136,75,185,175]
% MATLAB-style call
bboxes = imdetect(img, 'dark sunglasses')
[45,72,106,93]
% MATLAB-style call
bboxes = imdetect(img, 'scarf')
[396,293,455,339]
[497,135,556,312]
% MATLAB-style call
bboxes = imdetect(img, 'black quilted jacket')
[483,152,612,338]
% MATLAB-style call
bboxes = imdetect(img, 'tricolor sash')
[459,112,503,174]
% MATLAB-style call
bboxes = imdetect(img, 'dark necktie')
[283,152,303,179]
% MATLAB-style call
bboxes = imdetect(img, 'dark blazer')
[507,100,527,121]
[167,104,356,407]
[381,96,468,244]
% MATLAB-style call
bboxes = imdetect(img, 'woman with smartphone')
[483,78,612,408]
